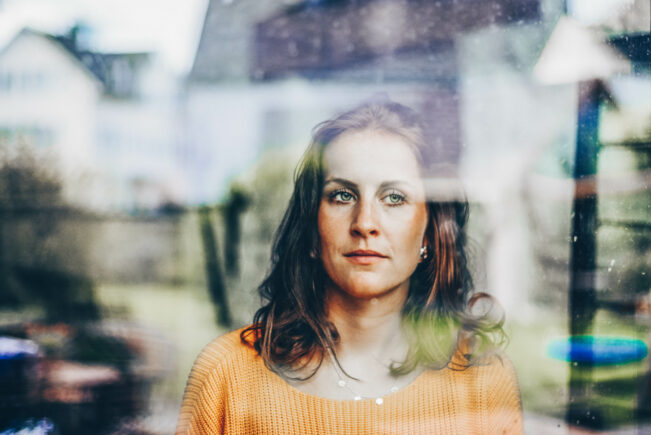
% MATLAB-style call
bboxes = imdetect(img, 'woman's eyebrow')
[323,178,358,189]
[378,180,414,190]
[324,178,417,192]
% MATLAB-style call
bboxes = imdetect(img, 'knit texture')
[176,328,523,434]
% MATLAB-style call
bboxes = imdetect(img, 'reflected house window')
[110,58,133,98]
[0,71,47,93]
[20,71,45,92]
[0,126,55,149]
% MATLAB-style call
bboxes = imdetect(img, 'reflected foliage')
[0,146,99,322]
[0,146,148,434]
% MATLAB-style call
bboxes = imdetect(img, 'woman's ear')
[419,244,429,261]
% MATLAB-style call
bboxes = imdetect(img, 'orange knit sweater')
[176,328,523,434]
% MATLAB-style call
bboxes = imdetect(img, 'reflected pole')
[223,187,249,277]
[566,79,601,428]
[0,206,5,294]
[199,205,232,328]
[531,13,631,431]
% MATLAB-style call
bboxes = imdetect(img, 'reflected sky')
[0,0,207,73]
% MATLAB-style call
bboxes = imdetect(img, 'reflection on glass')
[0,0,648,433]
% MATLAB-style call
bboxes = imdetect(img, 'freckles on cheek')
[318,203,345,233]
[317,203,328,235]
[317,205,336,253]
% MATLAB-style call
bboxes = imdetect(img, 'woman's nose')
[350,199,379,237]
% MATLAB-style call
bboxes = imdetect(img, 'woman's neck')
[325,284,409,366]
[284,284,421,399]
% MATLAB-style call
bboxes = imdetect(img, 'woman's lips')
[343,250,387,265]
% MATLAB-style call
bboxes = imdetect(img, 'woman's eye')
[331,190,354,203]
[384,192,406,205]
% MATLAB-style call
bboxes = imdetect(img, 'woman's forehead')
[322,129,423,183]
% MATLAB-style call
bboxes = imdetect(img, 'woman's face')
[317,129,428,302]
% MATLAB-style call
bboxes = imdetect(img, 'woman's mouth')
[343,250,387,265]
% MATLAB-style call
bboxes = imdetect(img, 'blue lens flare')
[547,336,648,365]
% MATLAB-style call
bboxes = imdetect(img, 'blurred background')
[0,0,649,433]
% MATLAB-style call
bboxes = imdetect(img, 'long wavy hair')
[242,100,505,378]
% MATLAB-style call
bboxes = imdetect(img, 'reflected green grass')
[95,283,224,403]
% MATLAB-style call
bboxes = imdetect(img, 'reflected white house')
[0,27,185,212]
[0,28,102,208]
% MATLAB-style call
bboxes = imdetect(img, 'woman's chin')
[333,279,406,301]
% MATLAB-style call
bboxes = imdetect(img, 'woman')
[177,100,523,434]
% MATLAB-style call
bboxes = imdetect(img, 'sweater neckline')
[259,354,431,404]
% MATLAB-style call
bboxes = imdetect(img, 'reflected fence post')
[0,205,5,295]
[566,79,602,428]
[199,205,232,328]
[223,187,250,278]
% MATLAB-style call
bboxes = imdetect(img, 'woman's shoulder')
[454,351,521,409]
[451,349,517,375]
[449,334,517,377]
[446,348,520,395]
[199,326,253,355]
[177,327,259,434]
[471,352,519,387]
[189,326,259,380]
[469,352,523,432]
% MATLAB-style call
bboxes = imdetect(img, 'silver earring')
[310,249,318,259]
[419,246,428,260]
